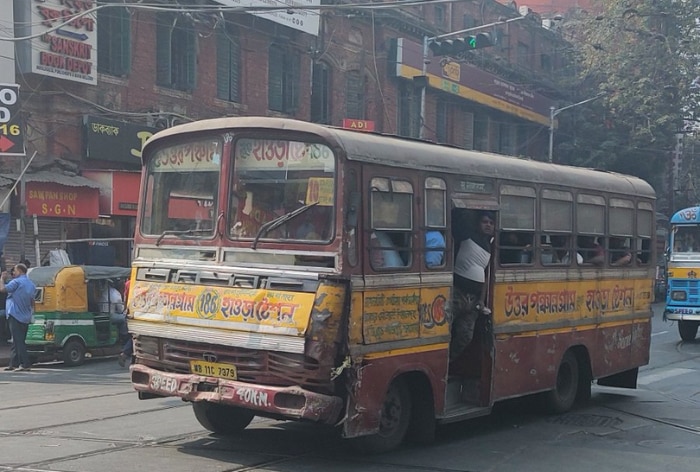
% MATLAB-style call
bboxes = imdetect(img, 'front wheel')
[353,378,412,453]
[192,402,255,435]
[63,339,86,366]
[678,320,699,342]
[545,351,579,414]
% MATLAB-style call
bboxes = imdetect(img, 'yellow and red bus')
[128,117,655,452]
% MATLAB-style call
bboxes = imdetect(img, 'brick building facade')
[2,0,573,265]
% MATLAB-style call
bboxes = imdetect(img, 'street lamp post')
[419,16,529,139]
[548,93,607,163]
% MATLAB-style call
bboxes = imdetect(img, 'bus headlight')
[671,291,687,301]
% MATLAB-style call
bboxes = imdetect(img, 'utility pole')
[548,93,607,163]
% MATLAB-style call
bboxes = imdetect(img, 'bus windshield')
[141,138,222,239]
[229,138,335,242]
[672,225,700,255]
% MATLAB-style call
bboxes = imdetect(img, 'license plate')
[190,360,237,380]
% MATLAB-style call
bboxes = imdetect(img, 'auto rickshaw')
[26,265,132,366]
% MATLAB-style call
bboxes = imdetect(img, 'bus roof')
[670,207,700,224]
[143,117,656,200]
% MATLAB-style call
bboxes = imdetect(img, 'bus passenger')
[579,236,604,266]
[425,230,446,267]
[370,231,405,268]
[551,235,583,264]
[610,237,632,266]
[450,210,494,362]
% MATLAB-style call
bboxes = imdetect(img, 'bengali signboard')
[84,115,158,166]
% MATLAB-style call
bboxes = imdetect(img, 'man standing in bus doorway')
[450,210,495,362]
[0,263,36,372]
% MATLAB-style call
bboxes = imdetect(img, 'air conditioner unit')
[542,19,554,29]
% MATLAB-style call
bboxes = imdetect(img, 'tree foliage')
[556,0,700,192]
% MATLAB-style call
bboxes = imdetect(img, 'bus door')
[448,193,498,405]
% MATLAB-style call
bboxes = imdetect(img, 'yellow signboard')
[130,281,315,336]
[493,278,652,328]
[361,287,450,344]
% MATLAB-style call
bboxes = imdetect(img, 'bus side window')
[499,231,533,265]
[425,179,447,268]
[577,235,605,266]
[370,178,413,270]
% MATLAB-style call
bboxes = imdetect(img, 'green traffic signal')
[428,32,494,57]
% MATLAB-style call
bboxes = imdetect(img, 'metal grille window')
[311,62,331,124]
[97,2,130,76]
[398,82,419,138]
[436,100,448,144]
[156,13,196,91]
[216,25,241,102]
[345,71,365,119]
[268,45,300,113]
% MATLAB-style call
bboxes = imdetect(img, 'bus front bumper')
[664,308,700,322]
[130,364,343,425]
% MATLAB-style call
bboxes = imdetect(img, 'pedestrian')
[118,278,132,368]
[0,263,36,371]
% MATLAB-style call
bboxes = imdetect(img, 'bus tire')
[192,402,255,435]
[546,351,579,414]
[353,378,412,453]
[678,320,699,341]
[63,339,86,366]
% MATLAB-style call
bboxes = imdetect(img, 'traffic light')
[428,32,494,57]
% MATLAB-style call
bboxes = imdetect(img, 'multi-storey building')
[0,0,573,266]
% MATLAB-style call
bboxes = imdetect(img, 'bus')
[128,117,656,452]
[664,206,700,341]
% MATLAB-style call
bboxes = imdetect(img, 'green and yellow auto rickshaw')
[26,265,132,366]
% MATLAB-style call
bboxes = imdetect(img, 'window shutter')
[268,46,284,111]
[216,29,230,100]
[184,26,196,90]
[345,71,364,119]
[156,14,172,86]
[311,63,330,123]
[117,7,131,75]
[97,9,109,74]
[463,111,474,150]
[229,35,240,102]
[436,100,448,143]
[287,52,300,112]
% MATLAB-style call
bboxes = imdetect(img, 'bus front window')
[141,139,221,240]
[229,138,335,242]
[673,226,700,253]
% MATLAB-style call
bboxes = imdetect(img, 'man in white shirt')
[450,210,495,362]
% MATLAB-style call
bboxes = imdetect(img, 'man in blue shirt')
[425,230,446,267]
[1,263,36,372]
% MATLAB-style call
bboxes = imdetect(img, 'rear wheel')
[545,351,579,414]
[192,402,255,435]
[353,378,412,453]
[62,339,86,366]
[678,320,699,342]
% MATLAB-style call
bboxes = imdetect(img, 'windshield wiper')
[252,202,319,250]
[155,229,212,246]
